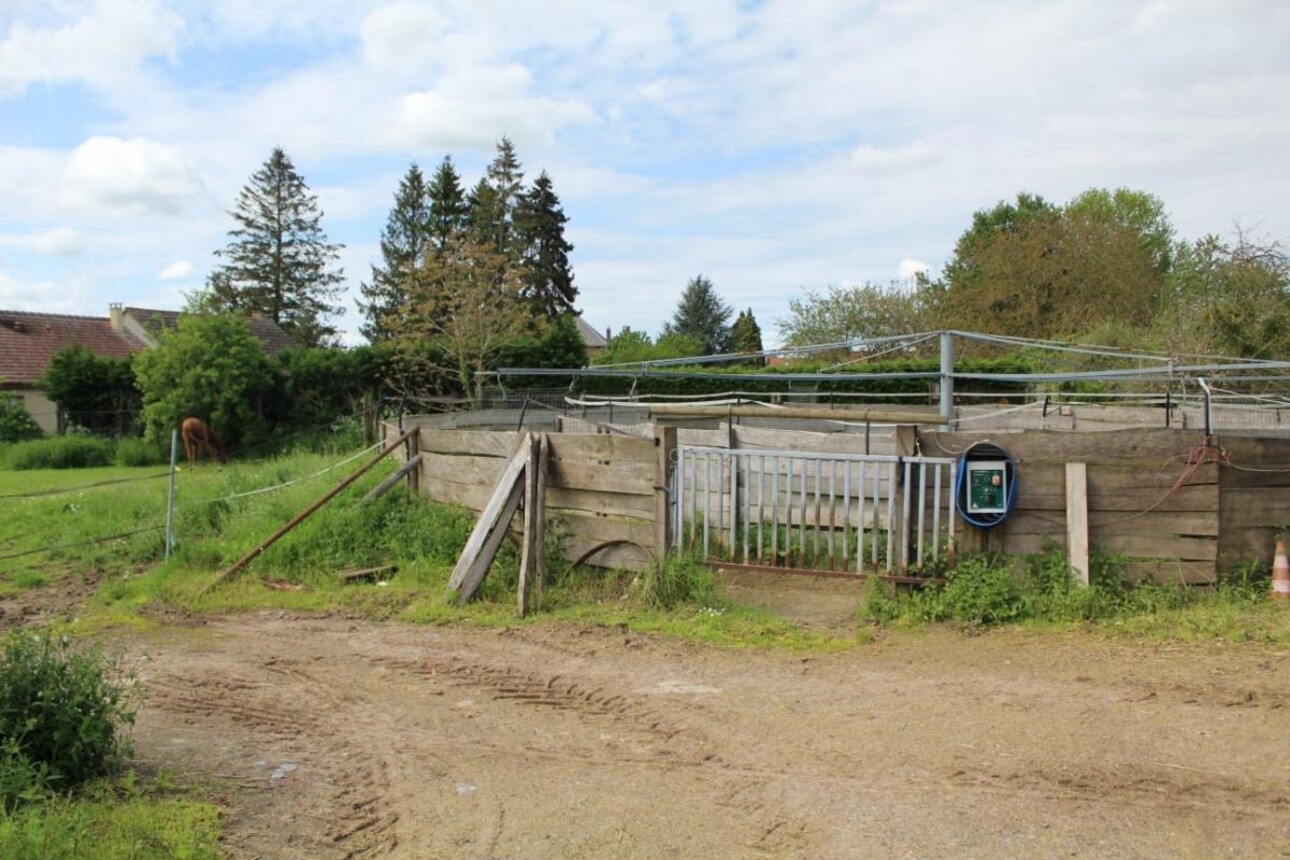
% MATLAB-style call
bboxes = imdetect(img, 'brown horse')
[180,417,225,469]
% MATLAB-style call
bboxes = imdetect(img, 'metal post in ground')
[939,330,955,429]
[165,428,178,559]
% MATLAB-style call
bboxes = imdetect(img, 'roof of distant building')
[0,311,145,387]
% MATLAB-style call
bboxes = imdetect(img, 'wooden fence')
[388,417,1290,583]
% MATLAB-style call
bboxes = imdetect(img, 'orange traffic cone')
[1272,540,1290,600]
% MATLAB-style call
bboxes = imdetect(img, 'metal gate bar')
[674,446,957,575]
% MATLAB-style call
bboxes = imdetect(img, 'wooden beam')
[518,434,544,617]
[363,455,421,502]
[199,428,417,595]
[447,434,531,602]
[1066,462,1090,587]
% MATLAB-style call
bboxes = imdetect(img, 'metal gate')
[673,446,957,576]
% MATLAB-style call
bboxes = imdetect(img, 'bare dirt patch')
[100,613,1290,859]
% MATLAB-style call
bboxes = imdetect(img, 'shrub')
[635,552,714,609]
[0,394,42,443]
[941,555,1024,626]
[0,631,136,810]
[113,437,168,467]
[5,437,114,470]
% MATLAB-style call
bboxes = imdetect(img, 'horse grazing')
[180,417,225,469]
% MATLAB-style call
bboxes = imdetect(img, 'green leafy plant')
[5,437,115,470]
[0,631,137,810]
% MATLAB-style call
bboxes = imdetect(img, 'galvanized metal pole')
[165,429,178,559]
[940,330,955,428]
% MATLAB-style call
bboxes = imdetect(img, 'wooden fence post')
[1065,462,1090,587]
[654,426,677,559]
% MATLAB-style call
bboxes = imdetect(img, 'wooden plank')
[518,434,542,618]
[1124,559,1217,586]
[731,425,897,455]
[562,534,652,570]
[545,486,655,518]
[559,511,657,549]
[547,432,656,463]
[1066,463,1090,587]
[655,426,675,558]
[1219,488,1290,526]
[1094,534,1218,561]
[1217,527,1279,568]
[419,429,521,458]
[920,428,1207,464]
[421,452,508,487]
[547,459,655,496]
[420,476,493,512]
[447,434,529,598]
[1088,511,1219,537]
[534,434,549,607]
[677,428,728,447]
[339,564,398,583]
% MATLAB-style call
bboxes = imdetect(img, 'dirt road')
[117,612,1290,859]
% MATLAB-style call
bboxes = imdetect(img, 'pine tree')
[427,155,467,255]
[663,275,733,354]
[359,162,431,344]
[730,308,764,354]
[514,171,577,318]
[467,137,524,257]
[207,148,344,347]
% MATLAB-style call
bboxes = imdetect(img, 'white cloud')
[398,64,597,149]
[360,3,447,74]
[157,260,192,279]
[0,270,89,313]
[851,143,940,175]
[0,227,86,256]
[898,259,930,280]
[0,0,185,96]
[62,136,205,215]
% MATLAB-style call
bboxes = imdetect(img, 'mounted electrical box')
[965,460,1009,514]
[955,442,1017,528]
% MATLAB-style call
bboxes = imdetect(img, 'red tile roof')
[123,308,297,355]
[0,312,146,387]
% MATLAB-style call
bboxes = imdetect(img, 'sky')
[0,0,1287,349]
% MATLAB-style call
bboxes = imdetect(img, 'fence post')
[165,429,178,559]
[654,426,676,558]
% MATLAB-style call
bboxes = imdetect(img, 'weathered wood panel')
[556,510,657,549]
[547,459,655,497]
[921,428,1207,464]
[418,429,521,459]
[547,432,656,464]
[562,534,653,570]
[545,486,654,518]
[420,452,508,488]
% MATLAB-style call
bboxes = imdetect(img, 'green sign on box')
[966,460,1008,514]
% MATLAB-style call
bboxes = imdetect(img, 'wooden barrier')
[387,419,1290,583]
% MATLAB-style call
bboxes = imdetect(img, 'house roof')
[0,305,298,389]
[124,308,297,355]
[575,315,607,349]
[0,311,146,387]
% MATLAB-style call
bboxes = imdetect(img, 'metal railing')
[673,446,957,576]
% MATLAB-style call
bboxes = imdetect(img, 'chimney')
[108,303,123,332]
[605,327,612,340]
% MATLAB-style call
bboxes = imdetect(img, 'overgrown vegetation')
[0,630,136,811]
[859,544,1280,642]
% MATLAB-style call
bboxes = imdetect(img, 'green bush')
[0,395,42,444]
[634,552,715,609]
[113,438,167,467]
[0,631,136,810]
[5,437,114,470]
[941,555,1024,626]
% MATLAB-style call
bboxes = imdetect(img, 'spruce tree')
[427,155,467,255]
[359,162,432,344]
[467,137,524,257]
[664,275,733,354]
[514,171,577,318]
[207,147,344,347]
[730,308,764,354]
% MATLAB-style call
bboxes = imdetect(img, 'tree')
[132,314,275,448]
[664,275,732,354]
[205,148,345,347]
[514,171,577,318]
[427,156,467,255]
[388,235,536,405]
[779,283,935,346]
[1159,230,1290,358]
[359,162,432,344]
[593,327,657,366]
[467,138,524,257]
[39,346,139,436]
[729,308,764,354]
[939,189,1170,338]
